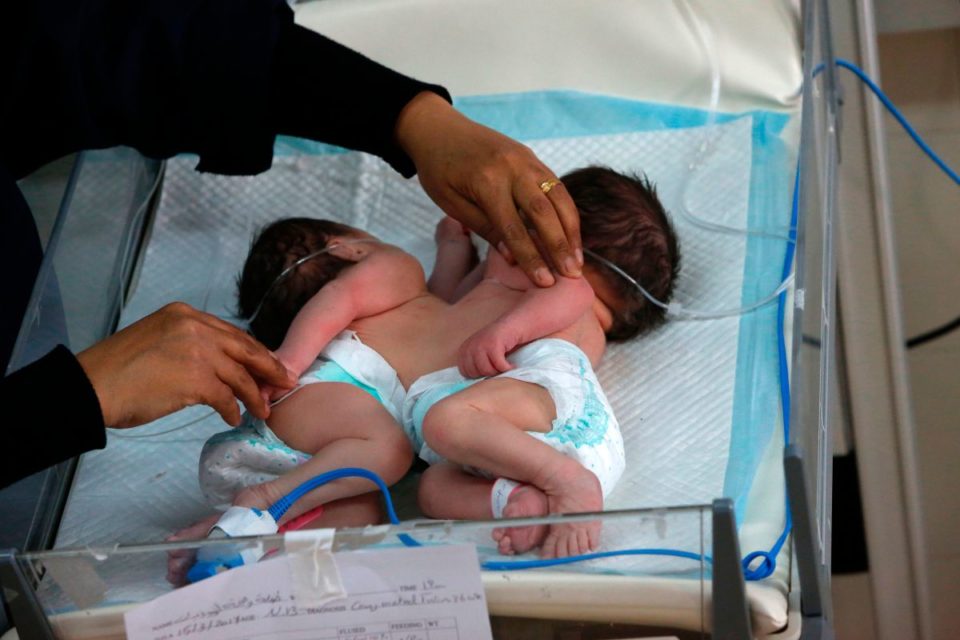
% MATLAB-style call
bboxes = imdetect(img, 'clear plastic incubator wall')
[1,1,842,638]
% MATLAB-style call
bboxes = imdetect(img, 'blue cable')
[483,548,711,572]
[741,160,800,582]
[267,467,419,547]
[834,58,960,187]
[266,60,956,580]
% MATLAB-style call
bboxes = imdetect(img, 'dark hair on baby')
[237,218,357,350]
[562,166,680,341]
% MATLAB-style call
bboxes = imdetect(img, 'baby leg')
[419,463,549,555]
[420,378,602,558]
[235,382,412,522]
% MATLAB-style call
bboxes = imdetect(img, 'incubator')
[2,1,843,638]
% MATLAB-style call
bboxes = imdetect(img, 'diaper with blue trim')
[199,331,406,508]
[403,338,626,496]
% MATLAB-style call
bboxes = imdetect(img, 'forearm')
[271,25,451,177]
[1,347,106,489]
[273,284,356,376]
[275,250,423,374]
[458,275,595,377]
[496,276,595,344]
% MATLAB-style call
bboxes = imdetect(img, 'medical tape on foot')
[207,506,279,567]
[490,478,523,519]
[284,529,345,608]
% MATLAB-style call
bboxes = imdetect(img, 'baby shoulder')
[356,246,426,285]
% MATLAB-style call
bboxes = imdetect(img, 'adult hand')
[76,302,296,428]
[395,92,583,287]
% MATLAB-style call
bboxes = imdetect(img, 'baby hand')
[458,322,520,378]
[434,216,472,245]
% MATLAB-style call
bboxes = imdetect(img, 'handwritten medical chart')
[125,544,493,640]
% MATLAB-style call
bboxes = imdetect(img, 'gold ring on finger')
[539,179,562,194]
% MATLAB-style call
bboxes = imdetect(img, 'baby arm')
[459,274,596,377]
[274,248,425,377]
[427,217,480,302]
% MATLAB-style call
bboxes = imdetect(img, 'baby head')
[563,166,680,341]
[237,218,372,349]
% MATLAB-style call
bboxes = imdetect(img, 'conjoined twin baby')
[180,166,679,573]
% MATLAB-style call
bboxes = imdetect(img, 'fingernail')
[498,241,513,262]
[575,248,584,266]
[564,256,582,277]
[535,268,554,286]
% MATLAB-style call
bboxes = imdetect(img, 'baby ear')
[325,237,372,262]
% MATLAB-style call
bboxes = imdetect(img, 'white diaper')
[402,339,626,497]
[198,331,405,507]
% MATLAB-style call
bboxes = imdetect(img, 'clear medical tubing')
[584,248,794,321]
[676,0,795,242]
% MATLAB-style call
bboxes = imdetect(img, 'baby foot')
[166,514,220,586]
[491,485,550,555]
[539,465,603,559]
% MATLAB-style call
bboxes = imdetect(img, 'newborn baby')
[197,166,679,559]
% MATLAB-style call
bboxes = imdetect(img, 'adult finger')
[214,326,295,388]
[206,381,243,427]
[475,188,554,287]
[215,357,269,420]
[443,192,499,249]
[543,181,583,269]
[168,305,293,388]
[517,180,581,278]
